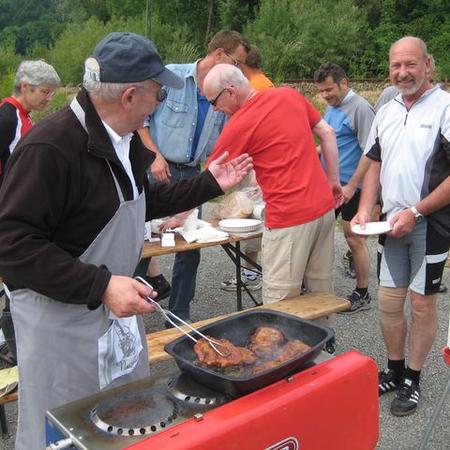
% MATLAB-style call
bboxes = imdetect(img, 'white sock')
[243,268,258,280]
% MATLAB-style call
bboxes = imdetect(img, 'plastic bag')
[215,191,254,219]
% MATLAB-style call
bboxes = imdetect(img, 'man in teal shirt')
[315,62,375,313]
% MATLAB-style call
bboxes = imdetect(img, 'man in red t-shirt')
[205,64,342,304]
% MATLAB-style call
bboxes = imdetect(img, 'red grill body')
[124,351,378,450]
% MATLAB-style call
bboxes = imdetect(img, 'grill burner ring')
[90,387,178,437]
[168,373,229,406]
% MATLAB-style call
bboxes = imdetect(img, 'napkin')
[180,225,229,243]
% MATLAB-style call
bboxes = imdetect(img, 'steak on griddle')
[194,337,256,368]
[248,326,285,357]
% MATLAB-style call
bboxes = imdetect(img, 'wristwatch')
[410,206,424,223]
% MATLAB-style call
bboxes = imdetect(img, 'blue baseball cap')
[91,32,183,89]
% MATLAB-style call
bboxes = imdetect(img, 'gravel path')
[0,215,449,449]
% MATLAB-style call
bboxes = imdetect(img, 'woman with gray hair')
[0,59,59,365]
[1,59,60,184]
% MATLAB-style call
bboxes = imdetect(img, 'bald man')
[204,63,343,309]
[352,36,450,417]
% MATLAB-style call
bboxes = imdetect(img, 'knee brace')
[378,286,408,326]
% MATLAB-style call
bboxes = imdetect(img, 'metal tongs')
[136,276,230,357]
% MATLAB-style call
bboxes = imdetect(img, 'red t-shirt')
[207,87,335,228]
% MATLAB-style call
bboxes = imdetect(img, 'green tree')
[245,0,367,80]
[0,41,21,98]
[46,16,139,85]
[218,0,259,31]
[45,13,200,85]
[360,0,401,78]
[105,0,145,18]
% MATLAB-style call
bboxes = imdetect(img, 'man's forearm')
[347,155,371,189]
[320,138,340,183]
[137,127,161,155]
[359,160,381,215]
[312,120,339,183]
[416,176,450,215]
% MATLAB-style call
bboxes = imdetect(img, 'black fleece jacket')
[0,88,223,309]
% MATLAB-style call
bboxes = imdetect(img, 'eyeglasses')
[209,88,227,106]
[225,52,243,68]
[32,86,55,98]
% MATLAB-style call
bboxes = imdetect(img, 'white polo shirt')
[365,86,450,238]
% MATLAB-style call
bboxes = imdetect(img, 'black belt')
[168,161,201,171]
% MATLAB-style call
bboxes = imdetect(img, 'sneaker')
[145,274,171,302]
[390,378,420,417]
[324,336,336,354]
[438,284,448,294]
[221,272,262,292]
[339,290,371,314]
[342,251,356,278]
[378,368,402,395]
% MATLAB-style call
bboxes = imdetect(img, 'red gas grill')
[46,350,379,450]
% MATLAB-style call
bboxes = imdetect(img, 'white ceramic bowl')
[219,218,262,233]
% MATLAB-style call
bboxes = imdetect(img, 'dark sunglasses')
[157,87,167,102]
[209,88,226,106]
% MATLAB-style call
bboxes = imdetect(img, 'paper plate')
[219,218,262,233]
[351,221,392,236]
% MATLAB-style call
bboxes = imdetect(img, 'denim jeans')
[149,163,201,320]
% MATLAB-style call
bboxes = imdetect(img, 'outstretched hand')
[208,151,253,192]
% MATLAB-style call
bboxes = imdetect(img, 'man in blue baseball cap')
[0,32,252,449]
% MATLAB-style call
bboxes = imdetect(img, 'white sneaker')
[221,273,262,291]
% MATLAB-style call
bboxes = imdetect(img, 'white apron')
[10,99,149,449]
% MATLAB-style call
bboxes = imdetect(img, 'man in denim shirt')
[138,30,250,322]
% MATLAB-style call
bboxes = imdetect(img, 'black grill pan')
[164,309,334,397]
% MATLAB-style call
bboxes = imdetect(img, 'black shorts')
[335,189,360,222]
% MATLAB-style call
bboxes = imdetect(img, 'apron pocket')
[98,316,143,390]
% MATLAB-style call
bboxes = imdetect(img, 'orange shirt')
[249,72,274,91]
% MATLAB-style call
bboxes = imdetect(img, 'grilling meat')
[194,337,256,368]
[252,339,311,375]
[248,326,285,357]
[194,327,311,375]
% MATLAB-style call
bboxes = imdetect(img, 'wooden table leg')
[221,242,262,310]
[0,404,8,437]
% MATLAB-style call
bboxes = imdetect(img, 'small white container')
[161,233,175,247]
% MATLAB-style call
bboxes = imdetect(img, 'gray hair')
[206,63,250,95]
[83,57,148,101]
[14,60,60,94]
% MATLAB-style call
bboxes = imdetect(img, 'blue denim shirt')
[146,62,226,167]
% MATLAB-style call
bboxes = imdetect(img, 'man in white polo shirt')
[352,36,450,417]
